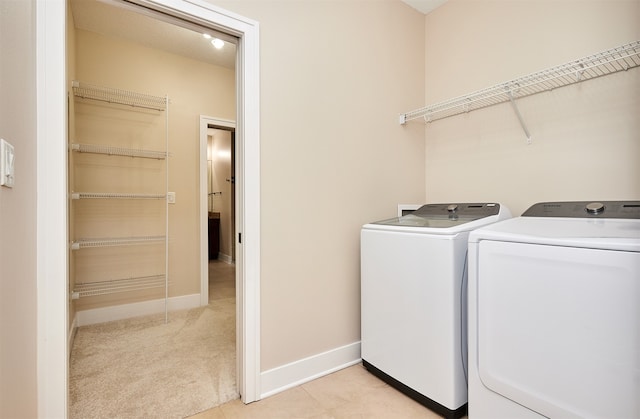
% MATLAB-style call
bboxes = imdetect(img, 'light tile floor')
[202,260,464,419]
[189,363,447,419]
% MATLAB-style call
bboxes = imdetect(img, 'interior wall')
[0,0,39,416]
[72,28,235,309]
[423,0,640,216]
[207,0,427,371]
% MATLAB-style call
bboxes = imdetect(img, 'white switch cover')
[167,192,176,204]
[0,139,15,188]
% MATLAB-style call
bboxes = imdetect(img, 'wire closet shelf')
[71,235,166,250]
[71,192,166,200]
[70,143,167,159]
[72,80,167,111]
[399,40,640,127]
[72,275,167,299]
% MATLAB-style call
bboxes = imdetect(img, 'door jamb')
[36,0,68,415]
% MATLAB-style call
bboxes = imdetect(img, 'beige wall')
[72,29,235,308]
[15,0,637,411]
[0,0,39,416]
[208,0,427,371]
[423,0,640,215]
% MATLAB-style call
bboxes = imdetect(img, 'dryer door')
[476,240,640,418]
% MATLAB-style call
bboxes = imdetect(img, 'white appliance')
[468,201,640,418]
[361,202,511,419]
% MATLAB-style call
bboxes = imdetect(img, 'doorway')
[204,122,238,394]
[201,117,236,307]
[36,0,261,414]
[207,124,236,265]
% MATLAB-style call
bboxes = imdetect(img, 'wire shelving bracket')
[399,40,640,143]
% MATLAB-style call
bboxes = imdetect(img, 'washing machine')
[467,201,640,418]
[361,202,511,419]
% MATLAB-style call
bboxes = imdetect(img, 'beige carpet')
[69,277,237,418]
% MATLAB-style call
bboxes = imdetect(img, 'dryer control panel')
[522,201,640,219]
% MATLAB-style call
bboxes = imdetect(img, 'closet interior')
[67,1,239,414]
[67,0,237,327]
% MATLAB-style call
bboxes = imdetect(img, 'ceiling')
[401,0,448,14]
[70,0,237,69]
[70,0,446,70]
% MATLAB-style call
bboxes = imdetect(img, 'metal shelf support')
[506,88,532,144]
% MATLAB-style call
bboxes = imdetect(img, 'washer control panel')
[372,203,504,228]
[413,202,501,218]
[522,201,640,219]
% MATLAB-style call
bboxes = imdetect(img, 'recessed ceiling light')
[211,38,224,49]
[203,33,212,39]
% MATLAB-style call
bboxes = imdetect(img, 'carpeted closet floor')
[69,260,238,418]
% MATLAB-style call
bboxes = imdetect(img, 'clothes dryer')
[361,203,511,419]
[468,201,640,418]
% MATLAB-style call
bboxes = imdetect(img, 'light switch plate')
[0,138,15,188]
[167,192,176,204]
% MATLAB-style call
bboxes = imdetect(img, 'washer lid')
[371,203,505,229]
[469,216,640,252]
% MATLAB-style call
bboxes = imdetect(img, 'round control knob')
[447,204,458,212]
[585,202,605,215]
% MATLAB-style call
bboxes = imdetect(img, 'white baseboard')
[76,293,202,326]
[260,341,361,399]
[217,253,232,264]
[68,315,78,359]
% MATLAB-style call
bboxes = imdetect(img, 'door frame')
[36,0,261,415]
[200,115,236,306]
[36,0,67,415]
